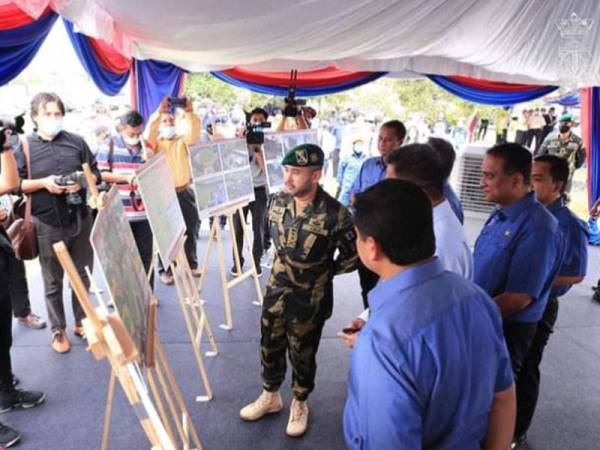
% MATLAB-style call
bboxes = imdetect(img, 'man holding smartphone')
[146,96,201,284]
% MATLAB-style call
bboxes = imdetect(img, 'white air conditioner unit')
[452,145,495,219]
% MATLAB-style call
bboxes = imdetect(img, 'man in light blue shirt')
[341,143,473,345]
[474,144,563,385]
[337,139,367,207]
[348,120,406,308]
[343,179,515,450]
[513,155,588,447]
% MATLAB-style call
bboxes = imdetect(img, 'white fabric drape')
[13,0,600,85]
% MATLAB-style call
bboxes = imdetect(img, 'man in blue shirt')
[474,144,563,381]
[344,179,515,450]
[348,120,406,308]
[428,137,464,224]
[513,155,588,448]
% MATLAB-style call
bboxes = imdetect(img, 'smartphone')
[342,327,359,335]
[168,97,187,107]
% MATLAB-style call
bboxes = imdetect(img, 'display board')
[189,138,255,219]
[262,130,319,191]
[136,153,186,266]
[90,186,152,365]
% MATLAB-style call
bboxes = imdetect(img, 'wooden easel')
[54,242,203,450]
[197,200,263,331]
[168,233,218,402]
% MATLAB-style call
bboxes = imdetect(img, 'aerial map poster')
[136,153,186,266]
[262,130,319,191]
[189,139,256,219]
[90,186,152,365]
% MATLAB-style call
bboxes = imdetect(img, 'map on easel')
[262,130,319,191]
[189,138,255,219]
[90,186,152,365]
[136,153,186,266]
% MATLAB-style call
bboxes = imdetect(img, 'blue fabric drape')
[63,20,129,96]
[211,71,386,97]
[427,75,558,105]
[0,12,58,86]
[134,60,186,123]
[588,87,600,208]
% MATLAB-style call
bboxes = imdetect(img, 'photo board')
[262,130,319,191]
[90,186,152,365]
[189,138,255,219]
[136,153,186,266]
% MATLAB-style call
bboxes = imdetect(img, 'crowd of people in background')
[0,88,594,449]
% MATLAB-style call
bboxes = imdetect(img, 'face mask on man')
[123,135,140,146]
[159,126,176,139]
[175,123,189,137]
[559,124,571,134]
[37,117,63,138]
[353,143,365,155]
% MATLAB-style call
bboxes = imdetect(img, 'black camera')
[246,121,271,145]
[283,69,307,118]
[168,97,187,108]
[0,114,25,152]
[55,171,87,206]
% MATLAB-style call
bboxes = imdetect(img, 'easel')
[197,199,263,330]
[167,233,218,402]
[53,242,203,450]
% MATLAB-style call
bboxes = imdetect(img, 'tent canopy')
[9,0,600,86]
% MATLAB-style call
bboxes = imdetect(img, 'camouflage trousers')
[260,285,327,401]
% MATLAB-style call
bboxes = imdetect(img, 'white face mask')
[38,117,63,138]
[159,126,176,139]
[176,123,188,136]
[123,135,140,146]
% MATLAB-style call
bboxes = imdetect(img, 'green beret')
[281,143,324,167]
[559,113,573,122]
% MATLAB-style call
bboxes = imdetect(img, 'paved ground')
[5,215,600,449]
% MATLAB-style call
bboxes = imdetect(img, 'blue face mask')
[159,126,176,139]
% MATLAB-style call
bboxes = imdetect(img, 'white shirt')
[357,199,473,322]
[433,199,473,281]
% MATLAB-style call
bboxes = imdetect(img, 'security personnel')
[536,113,585,195]
[474,144,563,385]
[240,144,358,438]
[514,155,588,448]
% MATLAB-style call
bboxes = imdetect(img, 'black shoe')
[0,388,46,413]
[230,266,242,277]
[511,434,527,449]
[593,290,600,304]
[0,423,21,448]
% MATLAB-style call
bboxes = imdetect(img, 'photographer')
[231,107,269,276]
[17,92,100,354]
[97,110,155,289]
[0,131,45,448]
[146,96,202,284]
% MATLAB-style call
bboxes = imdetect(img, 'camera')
[168,97,187,108]
[246,121,271,145]
[283,69,307,118]
[0,114,25,151]
[55,171,87,206]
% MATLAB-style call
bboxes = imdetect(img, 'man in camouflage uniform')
[536,113,585,195]
[240,143,358,437]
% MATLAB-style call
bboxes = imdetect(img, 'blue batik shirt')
[547,197,588,297]
[344,259,513,450]
[474,192,563,323]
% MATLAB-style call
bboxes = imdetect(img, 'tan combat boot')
[286,398,309,437]
[240,390,283,421]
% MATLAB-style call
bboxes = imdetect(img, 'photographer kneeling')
[17,92,99,354]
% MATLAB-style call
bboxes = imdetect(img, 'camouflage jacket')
[538,132,586,174]
[267,186,358,292]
